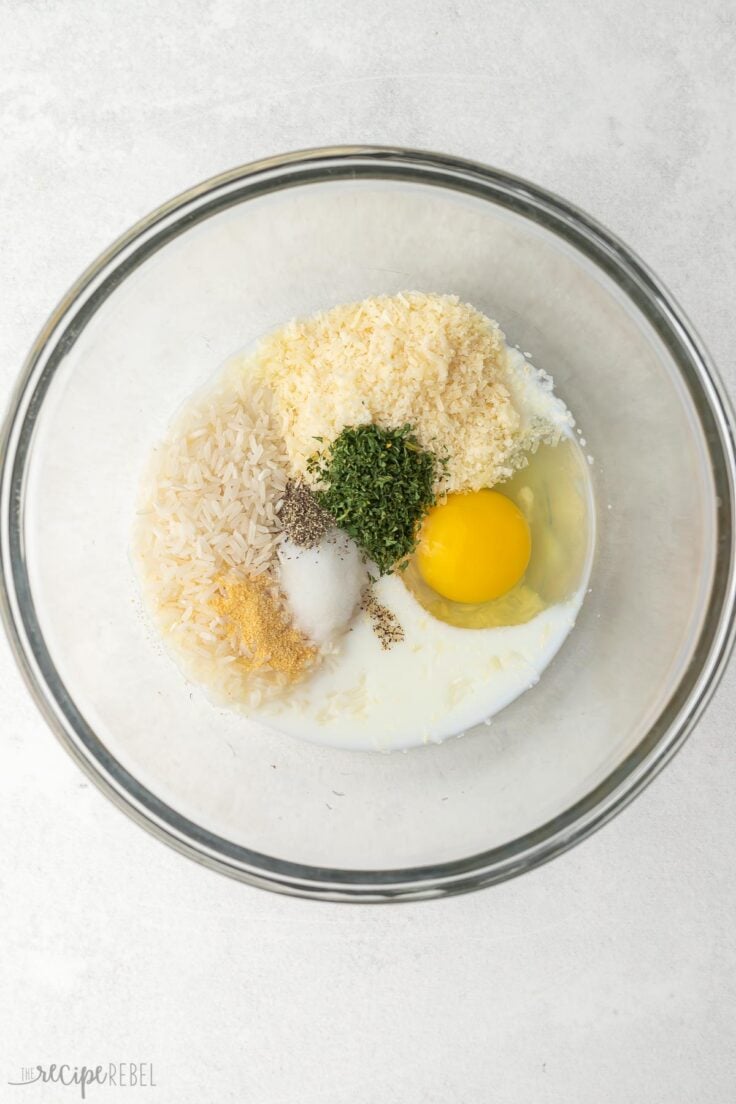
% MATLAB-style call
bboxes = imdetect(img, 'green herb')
[307,424,442,574]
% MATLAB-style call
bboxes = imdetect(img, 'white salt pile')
[278,530,368,645]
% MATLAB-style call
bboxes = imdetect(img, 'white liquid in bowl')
[252,573,587,752]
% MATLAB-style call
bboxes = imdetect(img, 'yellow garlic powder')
[212,574,315,680]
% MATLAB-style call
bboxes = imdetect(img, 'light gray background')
[2,2,735,1101]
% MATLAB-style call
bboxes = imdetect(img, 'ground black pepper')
[277,479,333,547]
[361,587,405,650]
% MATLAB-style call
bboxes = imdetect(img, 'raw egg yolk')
[416,489,531,604]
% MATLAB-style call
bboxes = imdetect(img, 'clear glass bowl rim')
[2,145,735,902]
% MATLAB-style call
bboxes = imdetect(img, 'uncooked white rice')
[133,360,294,705]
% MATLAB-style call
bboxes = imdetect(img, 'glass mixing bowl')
[2,147,734,901]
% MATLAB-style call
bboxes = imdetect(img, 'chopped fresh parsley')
[307,423,443,575]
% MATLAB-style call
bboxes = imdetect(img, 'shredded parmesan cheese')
[258,292,570,494]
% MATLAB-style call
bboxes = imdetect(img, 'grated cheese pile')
[258,292,571,494]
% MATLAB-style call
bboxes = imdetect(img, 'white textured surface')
[1,1,735,1100]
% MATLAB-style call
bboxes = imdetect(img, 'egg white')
[250,574,583,752]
